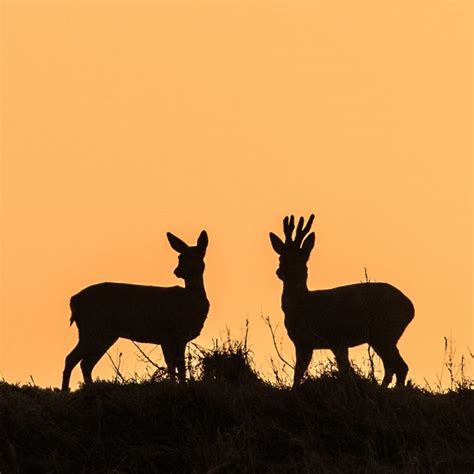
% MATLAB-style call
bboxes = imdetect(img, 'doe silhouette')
[62,231,209,391]
[269,215,414,387]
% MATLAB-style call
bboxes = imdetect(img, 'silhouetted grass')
[0,345,473,473]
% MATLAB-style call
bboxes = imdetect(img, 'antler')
[283,215,295,243]
[293,214,315,247]
[282,214,315,247]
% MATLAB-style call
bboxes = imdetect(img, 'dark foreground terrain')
[0,351,473,473]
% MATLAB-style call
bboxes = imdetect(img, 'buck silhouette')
[61,231,209,391]
[269,215,414,387]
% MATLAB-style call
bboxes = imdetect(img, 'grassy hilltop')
[0,342,473,473]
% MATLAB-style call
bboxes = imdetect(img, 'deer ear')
[301,232,315,257]
[269,233,285,255]
[167,232,189,253]
[197,230,208,256]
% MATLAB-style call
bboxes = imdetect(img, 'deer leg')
[393,348,409,387]
[62,342,83,391]
[293,343,312,387]
[333,346,351,376]
[175,341,187,383]
[379,346,408,387]
[372,344,396,387]
[80,338,116,386]
[162,342,177,382]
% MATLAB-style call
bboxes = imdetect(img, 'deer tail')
[69,295,77,326]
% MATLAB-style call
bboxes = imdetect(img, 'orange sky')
[1,1,472,389]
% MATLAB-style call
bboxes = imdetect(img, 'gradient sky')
[1,1,472,389]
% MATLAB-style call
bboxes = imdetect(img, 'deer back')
[283,282,414,349]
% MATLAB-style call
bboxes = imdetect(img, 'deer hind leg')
[80,337,117,386]
[293,343,313,388]
[372,343,408,387]
[62,342,84,391]
[393,348,409,387]
[370,344,393,386]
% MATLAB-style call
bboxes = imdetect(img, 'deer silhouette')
[61,231,209,391]
[269,215,414,387]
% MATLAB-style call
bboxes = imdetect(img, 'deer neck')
[282,275,309,302]
[281,278,308,323]
[184,275,206,295]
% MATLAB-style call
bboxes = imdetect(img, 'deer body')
[270,215,414,387]
[283,283,413,350]
[70,283,208,344]
[62,231,209,391]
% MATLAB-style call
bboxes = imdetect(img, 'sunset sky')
[1,1,472,389]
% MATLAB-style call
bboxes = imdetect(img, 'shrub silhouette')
[197,333,259,385]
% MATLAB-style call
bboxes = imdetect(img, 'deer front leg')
[162,342,177,382]
[175,341,187,383]
[293,343,313,387]
[333,346,351,376]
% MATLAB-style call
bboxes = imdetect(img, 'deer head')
[269,215,315,282]
[167,230,208,281]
